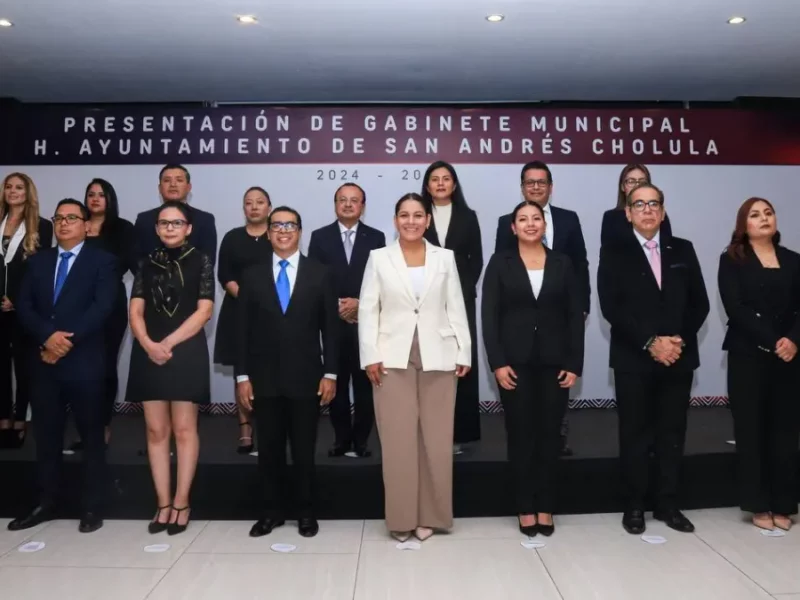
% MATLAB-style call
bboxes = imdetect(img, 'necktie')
[276,259,290,313]
[644,240,661,289]
[53,251,74,302]
[343,230,354,264]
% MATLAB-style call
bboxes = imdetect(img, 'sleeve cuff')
[324,373,337,380]
[236,375,249,383]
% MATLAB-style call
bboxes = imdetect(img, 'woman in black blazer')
[481,200,584,537]
[0,172,53,448]
[600,163,672,247]
[422,161,483,451]
[718,197,800,532]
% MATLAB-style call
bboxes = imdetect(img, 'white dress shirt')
[338,220,359,241]
[53,241,84,287]
[236,250,336,384]
[542,202,554,249]
[527,269,544,299]
[633,229,661,258]
[432,202,452,247]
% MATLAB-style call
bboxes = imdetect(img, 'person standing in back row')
[309,183,385,458]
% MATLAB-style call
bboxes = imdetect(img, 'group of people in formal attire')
[0,158,797,542]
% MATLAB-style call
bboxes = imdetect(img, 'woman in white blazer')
[359,192,471,542]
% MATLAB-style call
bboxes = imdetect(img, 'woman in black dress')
[0,172,53,449]
[719,197,800,532]
[214,186,272,453]
[421,161,483,453]
[64,178,135,450]
[127,201,214,535]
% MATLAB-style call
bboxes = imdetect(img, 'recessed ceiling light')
[236,14,258,24]
[727,16,746,25]
[0,19,13,27]
[486,14,504,23]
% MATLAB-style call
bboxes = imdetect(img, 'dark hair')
[520,161,553,184]
[269,206,303,230]
[616,164,652,209]
[243,186,271,205]
[727,197,780,261]
[334,183,366,204]
[83,178,120,234]
[159,164,191,183]
[420,161,470,211]
[626,182,664,206]
[511,200,545,222]
[55,198,90,220]
[158,200,192,224]
[395,193,430,216]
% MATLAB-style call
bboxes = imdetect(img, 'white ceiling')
[1,0,799,104]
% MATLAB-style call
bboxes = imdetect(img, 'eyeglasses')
[51,214,85,224]
[624,178,649,187]
[523,179,550,189]
[270,221,299,233]
[628,200,663,212]
[157,219,188,229]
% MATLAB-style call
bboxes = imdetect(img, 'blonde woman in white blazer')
[358,192,471,542]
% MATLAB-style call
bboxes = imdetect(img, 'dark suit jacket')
[307,221,386,299]
[236,254,340,399]
[718,246,800,354]
[16,244,117,381]
[424,206,483,299]
[597,229,709,373]
[495,205,590,313]
[133,204,217,269]
[600,208,673,249]
[482,248,584,375]
[0,217,53,302]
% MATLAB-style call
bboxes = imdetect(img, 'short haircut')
[55,198,89,220]
[626,182,664,206]
[159,164,191,183]
[269,206,303,230]
[334,183,366,204]
[520,161,553,184]
[158,200,192,224]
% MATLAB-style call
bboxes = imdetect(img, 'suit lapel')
[328,223,349,267]
[285,256,308,316]
[387,243,418,305]
[418,242,440,306]
[262,255,284,314]
[350,223,372,266]
[550,208,565,251]
[508,252,537,305]
[45,250,58,309]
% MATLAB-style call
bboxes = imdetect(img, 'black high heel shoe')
[148,505,172,534]
[237,421,254,455]
[167,506,191,536]
[518,516,538,537]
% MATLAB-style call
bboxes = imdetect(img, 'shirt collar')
[273,250,300,269]
[338,221,359,235]
[633,229,660,249]
[57,241,85,257]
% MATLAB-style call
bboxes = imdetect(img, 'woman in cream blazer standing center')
[359,192,471,542]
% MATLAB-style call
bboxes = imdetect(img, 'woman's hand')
[494,366,517,390]
[145,339,173,366]
[558,370,578,388]
[365,362,386,387]
[455,365,471,378]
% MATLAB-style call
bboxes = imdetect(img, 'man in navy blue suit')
[494,161,590,456]
[9,199,117,533]
[133,164,218,268]
[308,183,386,458]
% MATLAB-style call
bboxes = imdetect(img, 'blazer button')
[414,309,419,314]
[51,315,55,320]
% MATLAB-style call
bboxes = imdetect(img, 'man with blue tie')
[235,206,339,539]
[9,199,117,533]
[308,184,386,458]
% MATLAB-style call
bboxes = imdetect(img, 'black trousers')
[728,351,800,515]
[454,295,481,444]
[102,290,128,427]
[614,369,693,511]
[255,395,320,518]
[31,375,106,511]
[329,323,374,449]
[0,311,32,422]
[500,366,568,513]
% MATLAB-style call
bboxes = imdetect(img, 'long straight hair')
[420,161,470,212]
[83,178,121,235]
[726,197,780,262]
[1,172,43,256]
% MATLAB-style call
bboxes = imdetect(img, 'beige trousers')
[373,333,457,532]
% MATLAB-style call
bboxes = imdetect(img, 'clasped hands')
[339,298,358,324]
[40,331,74,364]
[144,338,174,366]
[648,336,683,366]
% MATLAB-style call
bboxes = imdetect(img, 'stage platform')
[0,408,750,520]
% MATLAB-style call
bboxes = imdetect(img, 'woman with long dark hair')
[718,197,800,531]
[421,161,483,453]
[0,172,52,448]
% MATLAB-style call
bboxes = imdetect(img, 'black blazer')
[133,204,217,269]
[601,208,673,248]
[16,244,117,381]
[494,206,590,313]
[424,205,483,299]
[236,254,340,399]
[0,217,53,302]
[482,248,584,376]
[307,221,386,299]
[718,246,800,354]
[597,229,709,372]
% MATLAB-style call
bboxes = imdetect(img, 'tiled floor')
[1,509,796,599]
